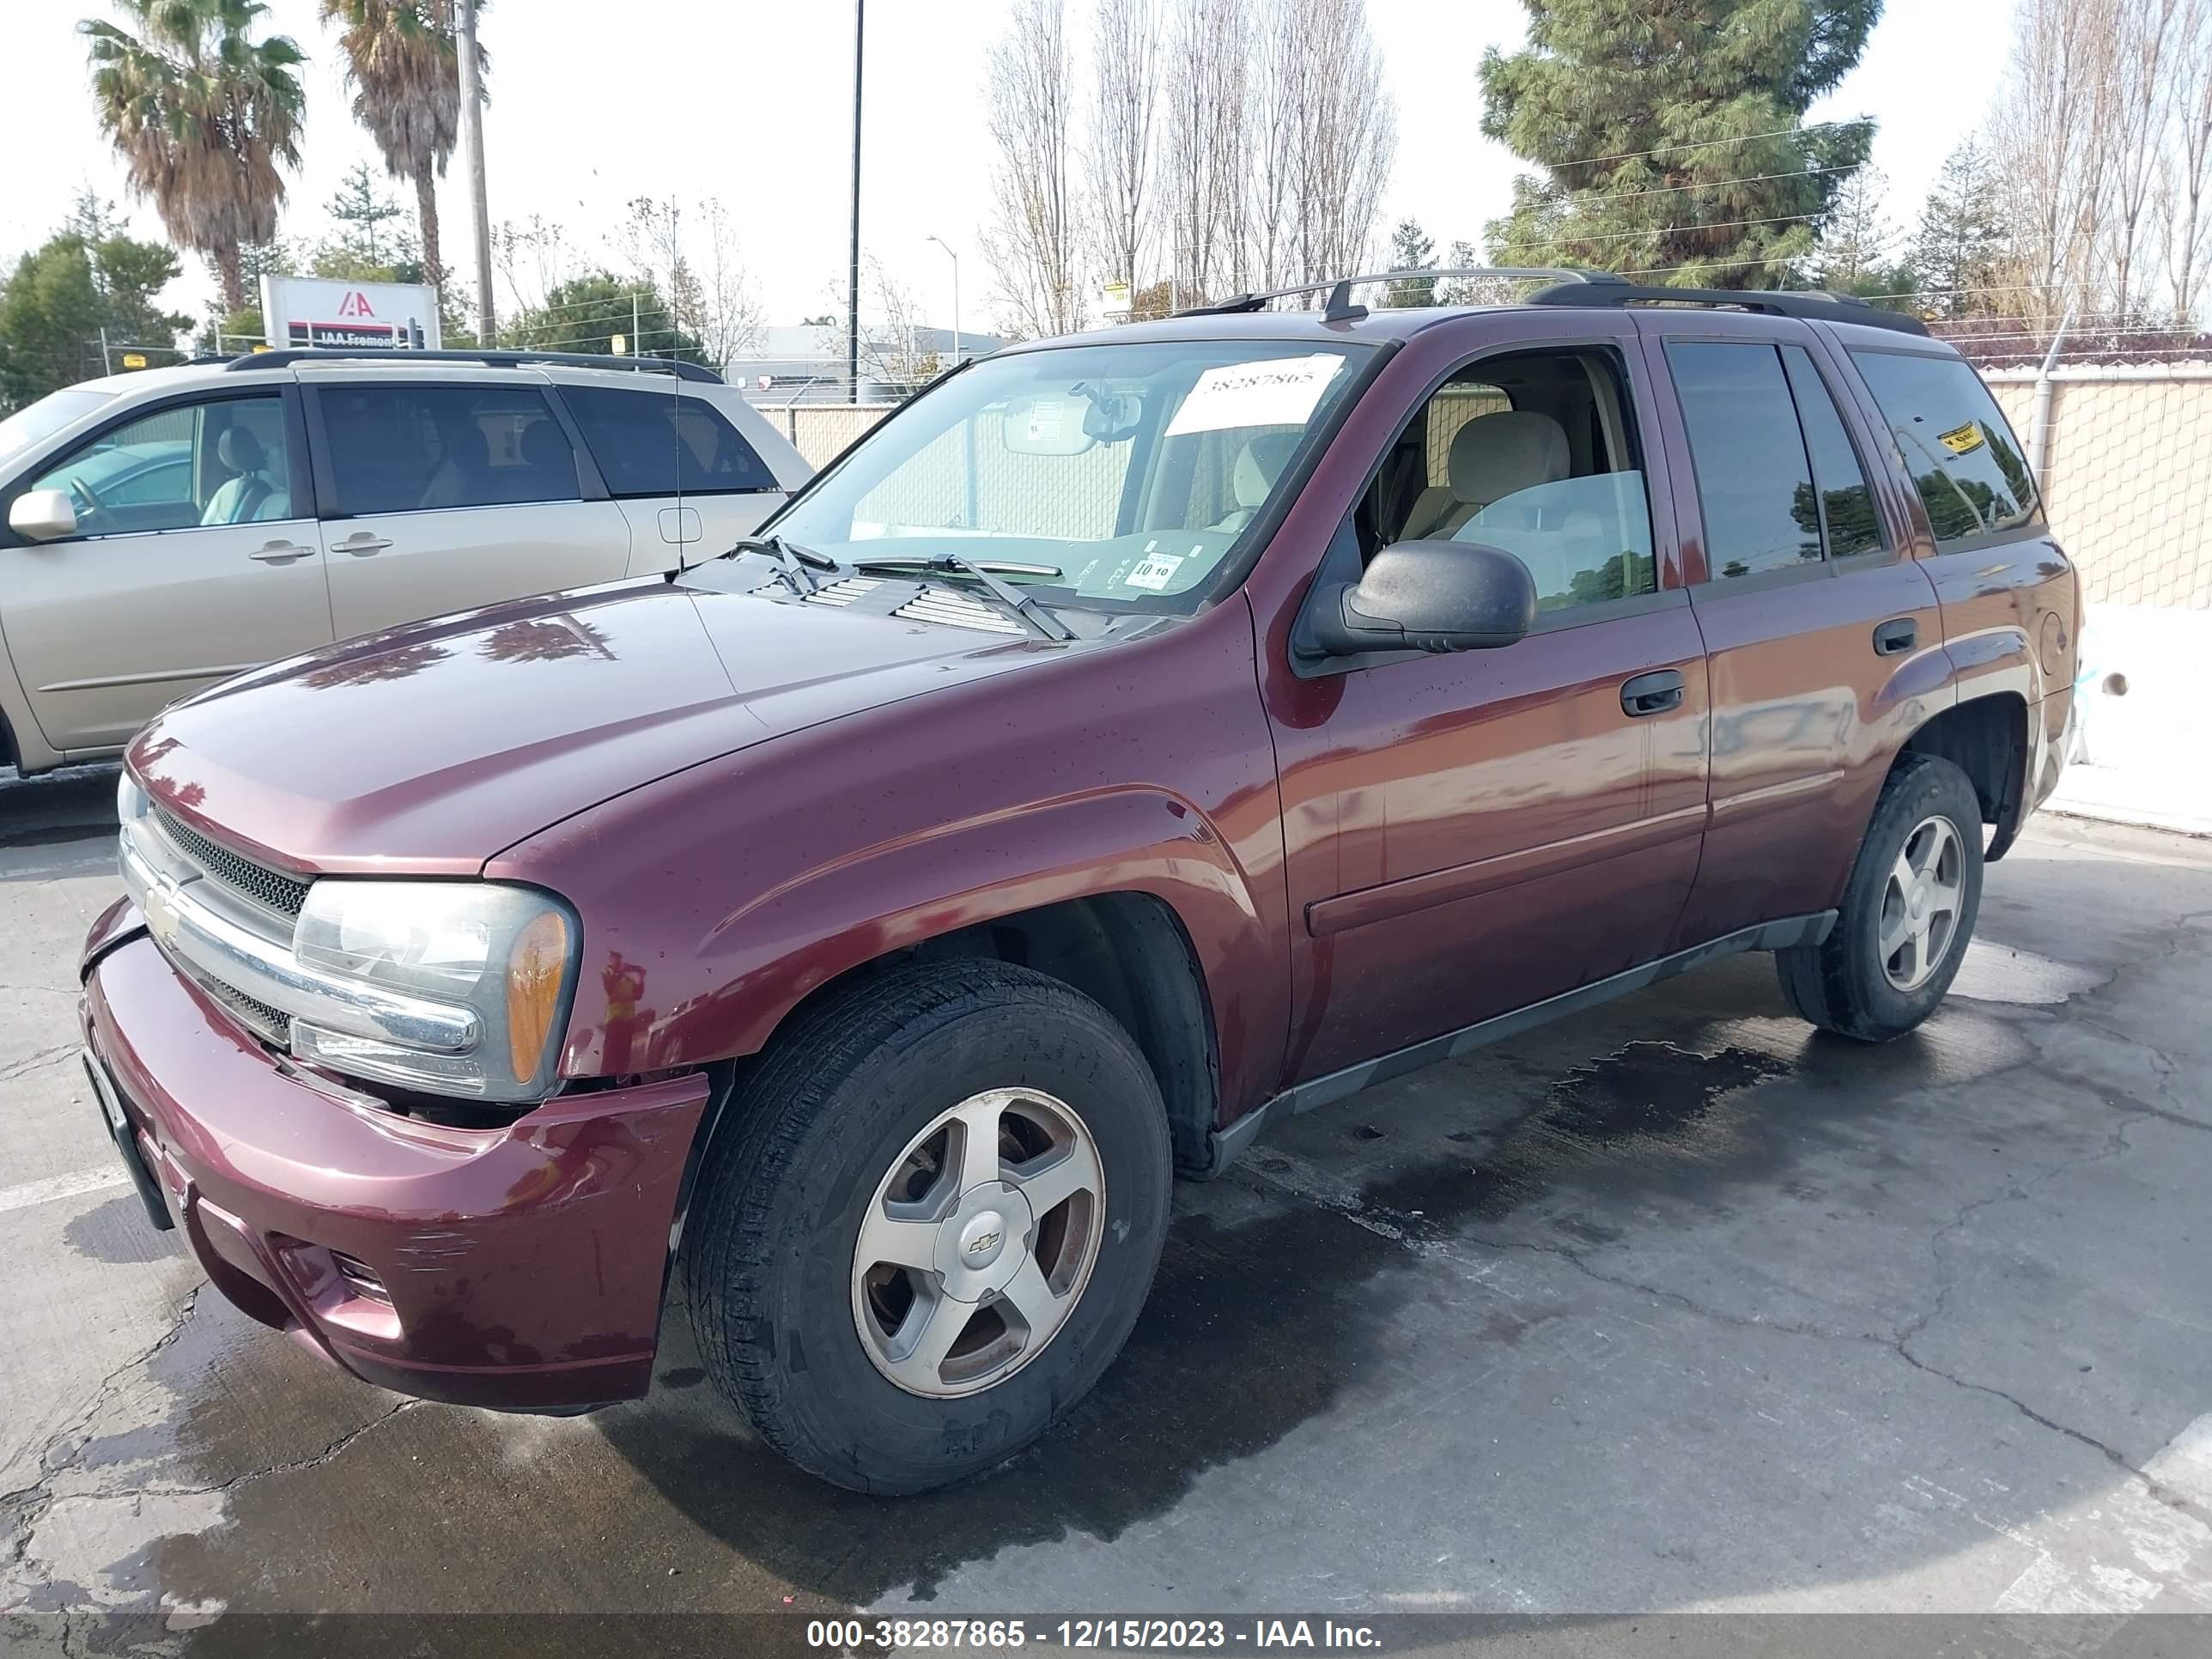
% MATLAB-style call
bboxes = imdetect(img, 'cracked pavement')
[2,761,2209,1641]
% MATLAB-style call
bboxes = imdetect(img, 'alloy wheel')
[1878,813,1966,992]
[849,1087,1105,1399]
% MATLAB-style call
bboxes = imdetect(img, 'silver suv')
[0,350,811,775]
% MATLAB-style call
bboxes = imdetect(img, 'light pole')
[847,0,865,403]
[927,234,961,365]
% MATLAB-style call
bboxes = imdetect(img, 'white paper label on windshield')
[1125,552,1186,591]
[1164,353,1345,436]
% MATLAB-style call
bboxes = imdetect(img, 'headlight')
[117,769,149,826]
[289,881,580,1101]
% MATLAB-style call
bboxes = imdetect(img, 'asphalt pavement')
[3,763,2208,1644]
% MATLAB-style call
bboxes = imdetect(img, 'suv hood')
[129,576,1055,875]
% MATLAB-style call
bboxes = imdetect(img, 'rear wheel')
[1777,753,1984,1041]
[684,958,1171,1494]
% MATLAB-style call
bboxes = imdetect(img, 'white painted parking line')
[0,1166,128,1215]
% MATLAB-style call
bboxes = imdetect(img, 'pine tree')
[1479,1,1881,289]
[1810,165,1895,291]
[1909,140,2008,319]
[1385,219,1437,306]
[322,160,413,271]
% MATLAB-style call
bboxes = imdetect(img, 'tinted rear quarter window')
[1779,345,1884,558]
[1849,351,2038,547]
[319,383,579,515]
[1666,341,1822,579]
[562,386,778,497]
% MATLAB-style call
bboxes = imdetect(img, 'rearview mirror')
[999,394,1098,457]
[1303,539,1536,658]
[9,489,78,544]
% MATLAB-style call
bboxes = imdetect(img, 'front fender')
[488,599,1291,1118]
[626,786,1276,1085]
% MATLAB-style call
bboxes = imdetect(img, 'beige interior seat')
[1401,410,1571,542]
[1210,431,1301,533]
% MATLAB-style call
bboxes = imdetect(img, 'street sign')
[120,353,147,370]
[258,276,442,351]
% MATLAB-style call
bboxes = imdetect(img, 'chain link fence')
[1984,366,2212,610]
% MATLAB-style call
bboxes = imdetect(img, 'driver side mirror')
[1302,539,1536,659]
[9,489,78,544]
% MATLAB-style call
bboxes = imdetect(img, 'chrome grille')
[155,808,310,918]
[895,586,1024,635]
[202,975,293,1047]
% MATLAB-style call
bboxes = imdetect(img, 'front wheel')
[684,958,1172,1494]
[1776,753,1985,1042]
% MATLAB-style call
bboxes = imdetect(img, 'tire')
[1776,753,1985,1042]
[684,957,1173,1494]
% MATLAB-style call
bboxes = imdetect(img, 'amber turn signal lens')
[506,909,570,1084]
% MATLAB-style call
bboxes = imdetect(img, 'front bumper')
[81,906,710,1412]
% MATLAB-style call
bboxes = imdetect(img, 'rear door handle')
[1873,618,1917,656]
[1621,669,1686,717]
[247,540,312,564]
[334,533,392,556]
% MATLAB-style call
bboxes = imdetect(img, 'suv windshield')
[769,338,1375,612]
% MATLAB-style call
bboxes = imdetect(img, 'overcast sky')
[3,0,2019,336]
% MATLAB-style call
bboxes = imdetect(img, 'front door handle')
[247,540,312,564]
[1873,617,1917,656]
[1621,669,1686,717]
[334,533,392,557]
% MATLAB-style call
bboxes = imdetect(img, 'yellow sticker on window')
[1937,420,1985,456]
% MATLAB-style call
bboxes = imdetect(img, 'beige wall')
[779,404,895,469]
[1985,369,2212,610]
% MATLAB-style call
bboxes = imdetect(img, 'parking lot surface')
[3,764,2209,1632]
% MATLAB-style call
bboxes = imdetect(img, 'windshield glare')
[0,388,118,468]
[772,339,1373,611]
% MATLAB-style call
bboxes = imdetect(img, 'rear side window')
[1779,346,1884,559]
[562,386,779,497]
[1849,351,2038,547]
[318,383,580,515]
[1666,341,1821,579]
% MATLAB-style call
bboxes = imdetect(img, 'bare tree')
[2101,0,2187,319]
[2158,0,2212,317]
[1085,0,1159,294]
[981,0,1085,337]
[1243,0,1301,289]
[1992,0,2121,325]
[492,214,574,317]
[616,195,762,367]
[812,257,939,387]
[694,197,764,367]
[1276,0,1396,284]
[1158,0,1250,304]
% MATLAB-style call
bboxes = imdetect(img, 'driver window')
[1363,349,1657,613]
[30,395,292,538]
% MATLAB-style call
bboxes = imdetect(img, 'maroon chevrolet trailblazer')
[78,271,2076,1493]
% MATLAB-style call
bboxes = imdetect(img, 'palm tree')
[81,0,307,315]
[319,0,484,292]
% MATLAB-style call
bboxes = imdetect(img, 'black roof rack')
[1176,266,1599,324]
[223,348,725,383]
[1526,276,1930,337]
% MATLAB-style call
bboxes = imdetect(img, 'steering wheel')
[65,473,107,520]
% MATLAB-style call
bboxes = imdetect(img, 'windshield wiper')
[849,552,1073,642]
[725,533,839,595]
